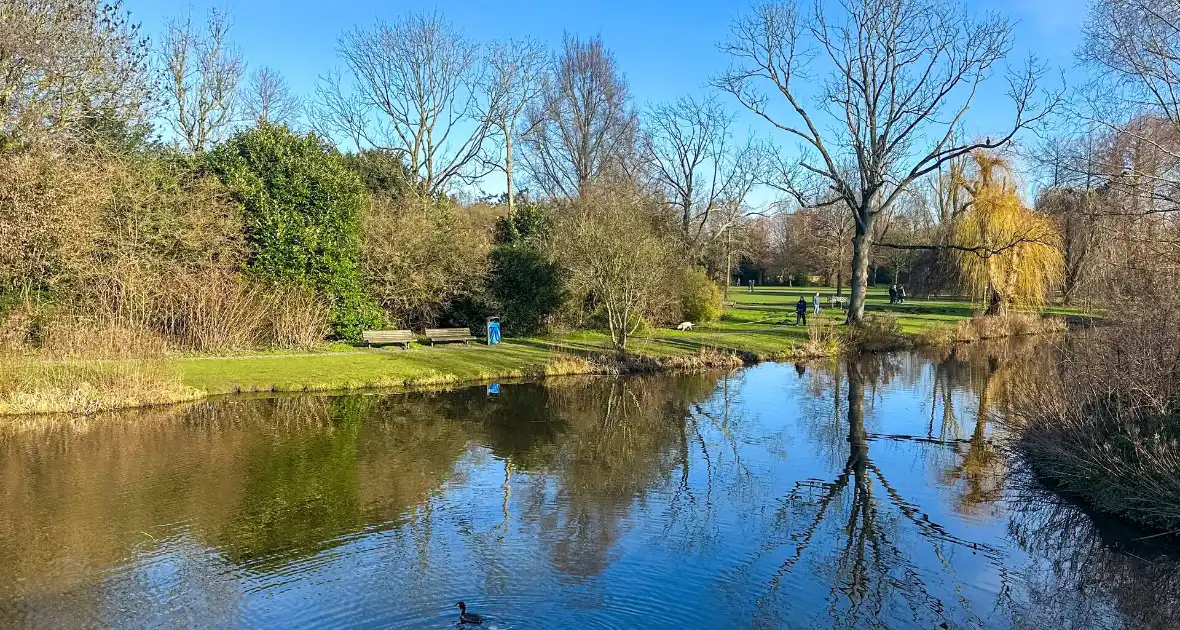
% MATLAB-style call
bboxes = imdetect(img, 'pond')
[2,340,1178,629]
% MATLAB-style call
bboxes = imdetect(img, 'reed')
[1006,316,1180,530]
[0,321,202,416]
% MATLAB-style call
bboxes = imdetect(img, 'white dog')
[676,321,694,331]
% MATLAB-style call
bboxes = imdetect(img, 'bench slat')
[362,330,414,347]
[424,328,476,345]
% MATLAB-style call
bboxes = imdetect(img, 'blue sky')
[125,0,1089,197]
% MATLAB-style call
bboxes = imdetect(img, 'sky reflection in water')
[1,340,1178,629]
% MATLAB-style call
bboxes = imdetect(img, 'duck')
[456,601,483,625]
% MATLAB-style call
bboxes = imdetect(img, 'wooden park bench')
[362,329,414,349]
[425,327,477,346]
[829,295,850,310]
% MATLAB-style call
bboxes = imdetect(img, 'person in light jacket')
[812,292,821,316]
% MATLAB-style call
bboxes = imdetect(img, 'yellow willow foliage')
[953,153,1063,313]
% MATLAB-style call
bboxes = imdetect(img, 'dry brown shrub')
[360,198,492,328]
[1007,305,1180,530]
[152,270,267,352]
[801,319,844,357]
[0,307,36,353]
[264,286,332,349]
[844,312,908,352]
[952,313,1065,343]
[39,317,168,359]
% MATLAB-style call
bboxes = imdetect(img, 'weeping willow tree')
[954,152,1062,315]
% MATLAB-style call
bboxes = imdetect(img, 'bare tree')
[0,0,150,147]
[243,66,300,126]
[1036,188,1106,305]
[521,35,637,198]
[716,0,1057,322]
[159,8,244,153]
[1078,0,1180,209]
[483,37,547,215]
[640,95,766,259]
[317,12,495,198]
[556,184,676,351]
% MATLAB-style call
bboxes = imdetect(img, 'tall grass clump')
[0,321,201,416]
[844,313,908,352]
[802,319,844,357]
[1007,306,1180,530]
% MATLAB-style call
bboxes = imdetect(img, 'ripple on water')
[3,349,1177,630]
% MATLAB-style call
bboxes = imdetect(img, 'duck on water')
[456,602,483,625]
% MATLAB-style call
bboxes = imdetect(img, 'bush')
[207,124,380,340]
[680,267,722,323]
[360,198,491,329]
[494,202,553,245]
[1007,305,1180,530]
[844,312,907,352]
[487,244,567,335]
[264,285,333,349]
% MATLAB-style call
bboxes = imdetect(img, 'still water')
[2,341,1178,629]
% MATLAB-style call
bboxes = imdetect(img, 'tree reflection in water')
[1006,487,1180,630]
[7,341,1180,629]
[748,355,1009,629]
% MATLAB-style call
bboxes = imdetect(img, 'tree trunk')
[983,286,1003,316]
[847,211,874,324]
[505,127,515,216]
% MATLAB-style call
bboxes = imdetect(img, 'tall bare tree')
[483,37,547,215]
[243,66,300,126]
[1079,0,1180,209]
[717,0,1057,322]
[159,8,244,153]
[521,35,637,198]
[0,0,150,148]
[317,12,496,198]
[640,95,766,259]
[556,184,676,351]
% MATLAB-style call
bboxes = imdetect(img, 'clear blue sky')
[126,0,1088,196]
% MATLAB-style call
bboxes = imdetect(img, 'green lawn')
[180,286,1079,396]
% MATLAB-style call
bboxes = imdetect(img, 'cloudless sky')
[124,0,1090,199]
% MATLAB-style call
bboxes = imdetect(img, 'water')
[2,340,1178,629]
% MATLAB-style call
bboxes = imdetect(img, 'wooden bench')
[828,295,850,308]
[424,327,477,346]
[362,329,414,349]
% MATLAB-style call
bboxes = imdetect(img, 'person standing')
[795,296,808,326]
[898,285,907,303]
[889,284,898,304]
[812,292,821,316]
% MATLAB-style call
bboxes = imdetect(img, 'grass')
[1,286,1080,415]
[0,358,204,416]
[180,286,1074,397]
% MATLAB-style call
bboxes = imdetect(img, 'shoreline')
[0,314,1068,417]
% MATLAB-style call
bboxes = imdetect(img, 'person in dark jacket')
[795,296,808,326]
[889,285,898,304]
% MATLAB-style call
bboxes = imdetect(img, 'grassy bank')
[1006,320,1180,532]
[2,287,1075,415]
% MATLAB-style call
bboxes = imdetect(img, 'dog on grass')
[676,321,694,331]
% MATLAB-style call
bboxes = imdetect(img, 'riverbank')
[1,287,1076,416]
[1005,319,1180,532]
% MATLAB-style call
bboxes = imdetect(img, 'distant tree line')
[3,0,1168,356]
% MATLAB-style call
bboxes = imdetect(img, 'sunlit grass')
[5,285,1081,414]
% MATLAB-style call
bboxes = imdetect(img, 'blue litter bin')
[487,317,501,345]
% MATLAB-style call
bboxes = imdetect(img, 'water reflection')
[1,341,1177,629]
